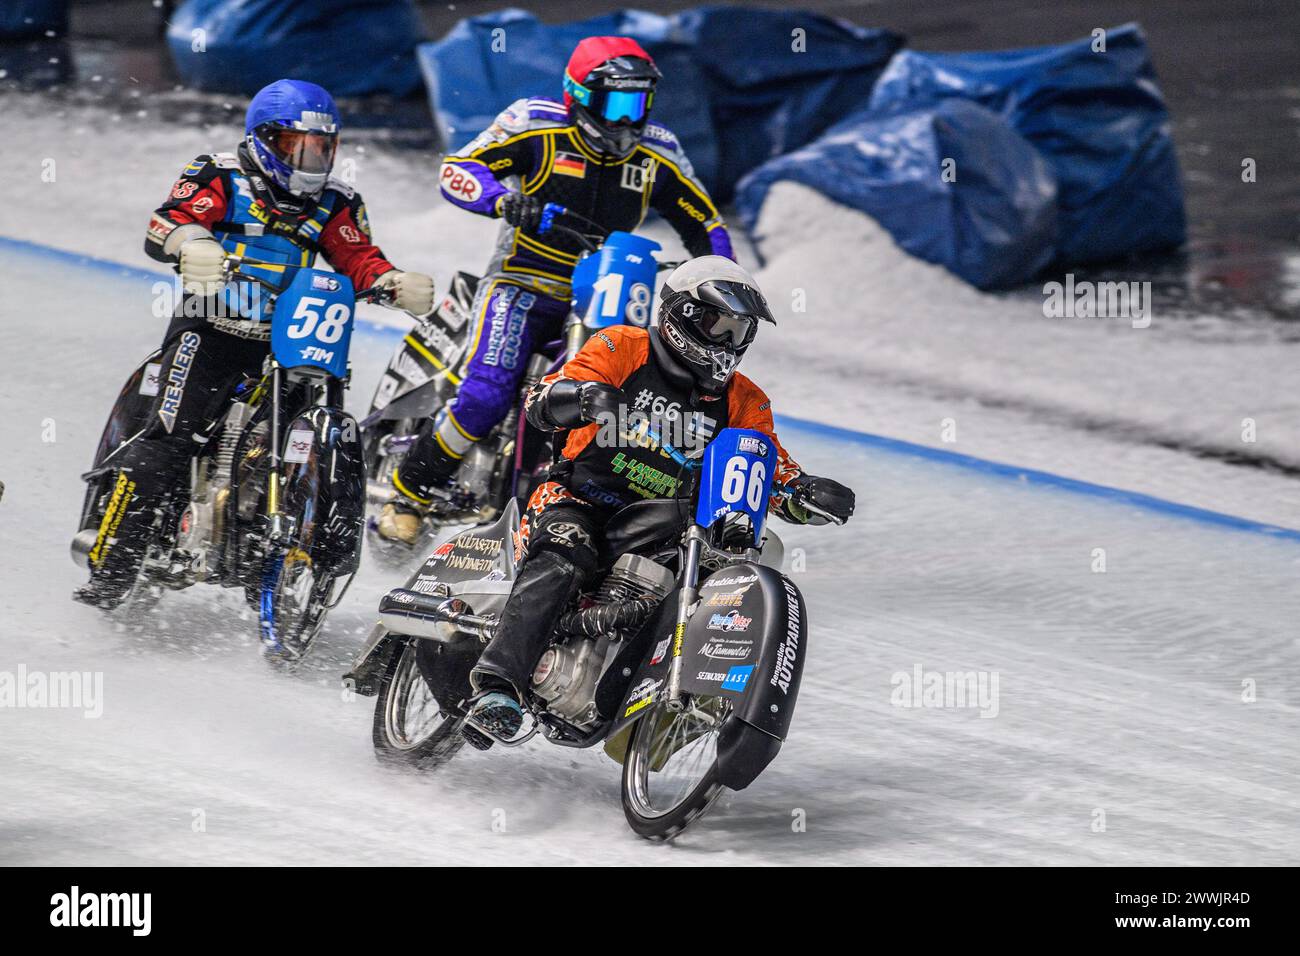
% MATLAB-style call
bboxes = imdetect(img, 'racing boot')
[464,691,525,748]
[375,496,430,547]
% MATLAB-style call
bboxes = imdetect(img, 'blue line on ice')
[6,232,1299,543]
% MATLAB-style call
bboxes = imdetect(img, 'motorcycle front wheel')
[621,697,732,841]
[259,547,331,662]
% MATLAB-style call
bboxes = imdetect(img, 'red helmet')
[563,37,660,158]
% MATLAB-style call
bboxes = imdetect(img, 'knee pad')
[530,509,601,582]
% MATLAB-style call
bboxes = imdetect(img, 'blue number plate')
[694,427,778,545]
[271,268,355,378]
[571,231,661,329]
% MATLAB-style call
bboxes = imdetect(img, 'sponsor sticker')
[283,428,314,464]
[650,637,671,666]
[700,640,752,661]
[738,435,769,457]
[139,362,162,397]
[720,664,755,693]
[707,610,752,632]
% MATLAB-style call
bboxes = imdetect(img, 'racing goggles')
[690,279,774,347]
[258,124,338,174]
[696,307,759,348]
[565,75,654,124]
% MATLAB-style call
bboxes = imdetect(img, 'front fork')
[665,526,706,711]
[263,364,293,542]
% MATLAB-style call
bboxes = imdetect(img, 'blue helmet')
[244,79,340,198]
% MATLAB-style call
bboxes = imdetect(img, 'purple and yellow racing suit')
[395,96,733,503]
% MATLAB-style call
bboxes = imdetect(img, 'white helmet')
[656,256,775,392]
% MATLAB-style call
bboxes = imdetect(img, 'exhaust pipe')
[379,589,497,643]
[70,529,98,569]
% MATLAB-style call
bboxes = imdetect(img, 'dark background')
[9,0,1300,316]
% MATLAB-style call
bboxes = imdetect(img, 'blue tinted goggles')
[566,76,653,123]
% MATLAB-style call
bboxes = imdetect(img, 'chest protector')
[565,357,731,512]
[211,170,338,300]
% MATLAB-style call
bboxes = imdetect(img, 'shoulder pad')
[640,123,680,151]
[526,97,569,125]
[324,176,356,200]
[495,98,534,135]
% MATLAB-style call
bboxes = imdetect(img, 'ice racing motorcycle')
[359,204,670,536]
[72,258,393,660]
[344,426,844,840]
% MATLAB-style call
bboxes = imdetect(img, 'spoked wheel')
[621,696,732,841]
[371,639,465,770]
[259,548,332,663]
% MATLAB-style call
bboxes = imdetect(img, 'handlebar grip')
[538,203,566,236]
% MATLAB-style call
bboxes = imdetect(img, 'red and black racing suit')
[86,147,397,595]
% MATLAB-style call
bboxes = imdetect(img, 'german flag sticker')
[553,152,587,178]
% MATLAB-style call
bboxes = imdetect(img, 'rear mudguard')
[343,623,402,697]
[607,562,808,790]
[366,270,479,420]
[280,405,367,576]
[91,348,165,470]
[343,501,521,693]
[77,349,164,532]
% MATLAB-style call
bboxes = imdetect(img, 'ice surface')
[2,97,1297,526]
[1,249,1298,865]
[2,98,1298,864]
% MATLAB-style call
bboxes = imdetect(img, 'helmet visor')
[696,307,758,348]
[694,279,774,324]
[260,126,338,174]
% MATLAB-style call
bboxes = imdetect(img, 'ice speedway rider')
[74,78,436,609]
[377,35,736,545]
[461,255,857,739]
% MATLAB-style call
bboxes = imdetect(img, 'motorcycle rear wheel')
[621,697,731,841]
[371,639,466,770]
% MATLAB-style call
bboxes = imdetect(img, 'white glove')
[178,238,226,297]
[375,270,435,315]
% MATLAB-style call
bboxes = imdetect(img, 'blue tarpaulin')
[166,0,424,98]
[417,6,903,200]
[0,0,67,38]
[866,23,1185,267]
[737,99,1060,289]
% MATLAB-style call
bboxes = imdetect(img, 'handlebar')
[637,422,846,526]
[537,203,609,254]
[221,256,393,306]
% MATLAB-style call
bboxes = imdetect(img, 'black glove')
[537,379,626,429]
[789,475,855,525]
[497,192,543,231]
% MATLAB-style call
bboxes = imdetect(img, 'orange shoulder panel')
[553,327,651,460]
[727,372,802,486]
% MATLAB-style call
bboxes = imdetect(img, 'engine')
[531,553,675,728]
